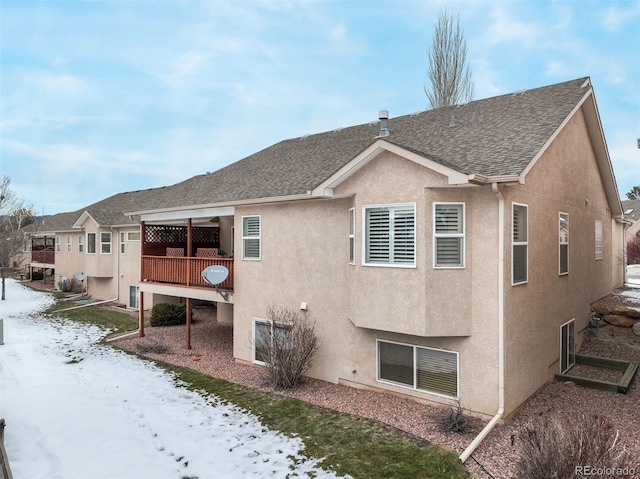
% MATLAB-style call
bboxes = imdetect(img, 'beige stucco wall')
[53,232,87,290]
[54,219,143,307]
[501,107,622,416]
[232,151,503,416]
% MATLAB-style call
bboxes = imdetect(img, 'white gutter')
[459,182,506,463]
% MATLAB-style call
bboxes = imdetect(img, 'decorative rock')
[633,322,640,337]
[602,314,636,328]
[591,304,610,316]
[611,306,640,319]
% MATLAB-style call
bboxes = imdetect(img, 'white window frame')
[78,235,84,253]
[129,285,140,309]
[127,231,141,241]
[362,203,416,268]
[512,203,528,285]
[242,215,261,260]
[348,207,355,265]
[559,212,569,275]
[252,318,293,365]
[560,318,576,374]
[433,202,465,268]
[86,233,96,254]
[66,235,72,252]
[595,220,603,261]
[120,232,126,254]
[100,232,112,254]
[376,339,459,399]
[56,236,61,252]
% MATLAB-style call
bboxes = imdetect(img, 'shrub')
[516,413,632,479]
[150,303,187,327]
[627,235,640,265]
[60,277,82,293]
[436,400,470,433]
[254,306,318,389]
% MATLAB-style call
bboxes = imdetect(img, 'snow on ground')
[0,279,346,479]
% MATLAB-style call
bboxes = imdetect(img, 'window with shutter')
[377,340,458,398]
[434,203,464,267]
[364,204,415,266]
[242,215,261,260]
[512,204,528,285]
[559,212,569,275]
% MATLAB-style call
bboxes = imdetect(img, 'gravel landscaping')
[110,290,640,479]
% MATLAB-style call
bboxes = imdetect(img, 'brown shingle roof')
[623,200,640,222]
[136,77,592,211]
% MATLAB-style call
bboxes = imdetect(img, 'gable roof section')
[73,186,170,228]
[31,210,83,235]
[132,77,610,215]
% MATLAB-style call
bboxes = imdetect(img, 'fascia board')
[580,91,623,217]
[141,206,235,223]
[130,194,314,218]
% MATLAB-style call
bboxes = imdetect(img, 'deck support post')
[186,297,192,350]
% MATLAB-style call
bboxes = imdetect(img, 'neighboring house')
[128,77,625,419]
[26,211,82,283]
[26,189,162,308]
[622,199,640,242]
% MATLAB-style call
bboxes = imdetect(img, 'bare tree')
[0,176,35,300]
[424,9,474,109]
[254,306,318,389]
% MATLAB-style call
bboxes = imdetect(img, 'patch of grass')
[44,300,140,335]
[157,362,469,479]
[42,295,469,478]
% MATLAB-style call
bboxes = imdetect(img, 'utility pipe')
[460,183,506,463]
[54,298,118,313]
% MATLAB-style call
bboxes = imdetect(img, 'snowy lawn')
[0,280,346,479]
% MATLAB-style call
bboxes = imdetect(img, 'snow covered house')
[123,77,624,418]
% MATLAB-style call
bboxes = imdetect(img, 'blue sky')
[1,0,639,215]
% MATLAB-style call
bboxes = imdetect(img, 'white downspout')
[459,182,506,463]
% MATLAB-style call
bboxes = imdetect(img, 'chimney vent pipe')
[378,110,389,137]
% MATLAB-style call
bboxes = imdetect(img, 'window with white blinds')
[364,204,415,266]
[242,215,261,260]
[377,340,458,398]
[512,203,528,285]
[595,220,603,260]
[559,212,569,275]
[434,203,465,268]
[100,232,112,254]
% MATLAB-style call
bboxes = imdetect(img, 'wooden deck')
[141,256,234,291]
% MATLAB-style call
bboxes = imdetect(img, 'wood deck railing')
[141,256,234,291]
[31,251,55,264]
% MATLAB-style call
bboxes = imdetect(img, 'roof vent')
[378,110,389,137]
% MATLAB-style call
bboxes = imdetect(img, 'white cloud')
[485,5,541,46]
[603,3,640,32]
